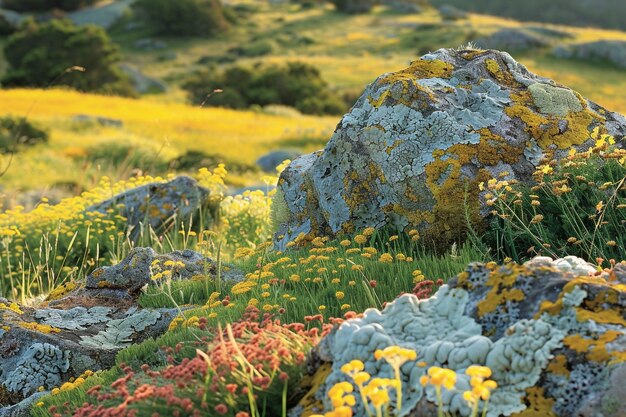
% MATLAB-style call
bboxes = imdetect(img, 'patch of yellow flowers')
[312,346,497,417]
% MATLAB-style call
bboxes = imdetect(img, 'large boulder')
[295,257,625,417]
[0,248,242,416]
[273,48,626,250]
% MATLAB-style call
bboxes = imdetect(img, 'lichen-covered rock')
[381,0,422,13]
[274,48,626,250]
[87,175,214,243]
[299,257,625,417]
[83,247,242,297]
[474,29,551,52]
[0,248,242,414]
[554,40,626,69]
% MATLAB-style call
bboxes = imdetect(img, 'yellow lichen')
[46,281,78,302]
[475,265,528,317]
[298,363,332,417]
[505,91,603,149]
[564,331,626,363]
[0,302,24,315]
[511,387,558,417]
[546,354,570,378]
[18,321,61,334]
[379,59,453,85]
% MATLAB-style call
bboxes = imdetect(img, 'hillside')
[1,0,626,205]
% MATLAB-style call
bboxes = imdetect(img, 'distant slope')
[429,0,626,31]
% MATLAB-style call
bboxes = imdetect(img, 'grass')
[3,2,626,416]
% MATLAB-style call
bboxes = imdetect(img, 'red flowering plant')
[51,307,319,417]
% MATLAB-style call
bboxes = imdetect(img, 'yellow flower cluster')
[463,366,498,414]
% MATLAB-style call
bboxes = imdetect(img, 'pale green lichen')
[528,83,583,117]
[313,287,563,417]
[34,307,113,331]
[79,309,160,350]
[4,343,70,397]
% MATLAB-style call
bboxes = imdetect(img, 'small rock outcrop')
[0,248,241,416]
[88,176,214,243]
[474,29,551,52]
[297,257,625,417]
[273,48,626,250]
[257,150,300,172]
[554,40,626,69]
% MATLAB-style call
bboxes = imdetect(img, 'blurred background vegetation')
[0,0,625,210]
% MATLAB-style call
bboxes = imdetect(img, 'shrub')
[132,0,229,37]
[182,62,345,115]
[485,132,626,263]
[2,0,97,12]
[1,19,134,96]
[0,116,48,153]
[0,14,16,36]
[330,0,376,14]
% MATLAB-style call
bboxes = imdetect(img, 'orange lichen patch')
[46,281,78,302]
[97,280,113,288]
[511,387,558,417]
[576,308,626,327]
[0,302,23,315]
[460,50,490,60]
[379,59,453,85]
[18,321,61,334]
[483,58,522,88]
[456,271,470,286]
[476,265,528,317]
[423,155,482,249]
[90,268,104,279]
[537,276,622,317]
[505,91,604,149]
[546,355,570,378]
[564,331,626,363]
[298,363,332,417]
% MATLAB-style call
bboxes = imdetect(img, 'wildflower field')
[0,2,625,417]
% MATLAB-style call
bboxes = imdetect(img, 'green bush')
[0,15,16,36]
[0,116,48,153]
[2,19,134,96]
[485,134,626,263]
[2,0,97,12]
[132,0,229,37]
[330,0,376,13]
[183,62,345,115]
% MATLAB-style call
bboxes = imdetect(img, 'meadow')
[0,1,625,417]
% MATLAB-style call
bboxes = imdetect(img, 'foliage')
[0,115,48,153]
[0,14,16,36]
[182,62,346,115]
[132,0,229,37]
[485,131,626,263]
[428,0,626,31]
[34,308,318,417]
[330,0,376,14]
[1,19,134,96]
[1,0,97,12]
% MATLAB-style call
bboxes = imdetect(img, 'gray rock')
[256,150,301,172]
[0,8,23,26]
[273,48,626,250]
[0,247,242,413]
[68,0,136,29]
[553,40,626,68]
[134,38,168,50]
[381,0,422,13]
[119,63,168,94]
[72,114,124,127]
[87,176,212,243]
[438,4,467,20]
[474,28,551,51]
[525,26,573,40]
[303,257,625,417]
